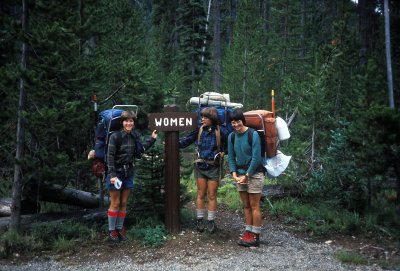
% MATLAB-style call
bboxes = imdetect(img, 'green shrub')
[128,223,166,248]
[181,207,196,225]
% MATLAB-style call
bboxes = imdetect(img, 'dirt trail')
[0,202,399,270]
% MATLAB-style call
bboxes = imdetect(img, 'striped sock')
[207,210,216,221]
[252,226,262,234]
[116,211,126,230]
[107,209,118,231]
[196,208,206,219]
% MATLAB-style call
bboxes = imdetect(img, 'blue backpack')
[195,105,234,133]
[94,109,142,162]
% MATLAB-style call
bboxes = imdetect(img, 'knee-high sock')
[116,211,126,230]
[108,209,119,231]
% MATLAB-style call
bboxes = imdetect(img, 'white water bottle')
[114,178,122,189]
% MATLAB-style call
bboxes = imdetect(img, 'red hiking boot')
[237,231,260,247]
[108,230,120,243]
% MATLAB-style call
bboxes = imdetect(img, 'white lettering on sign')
[155,118,162,126]
[154,118,193,127]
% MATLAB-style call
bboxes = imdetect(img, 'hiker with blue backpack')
[228,108,264,247]
[106,110,158,242]
[179,107,229,234]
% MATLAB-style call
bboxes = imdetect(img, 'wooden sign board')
[148,112,198,131]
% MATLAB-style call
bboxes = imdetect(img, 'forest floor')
[0,202,399,270]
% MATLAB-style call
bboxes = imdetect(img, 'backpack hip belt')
[236,164,249,170]
[194,158,217,166]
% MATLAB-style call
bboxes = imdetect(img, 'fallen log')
[0,198,41,217]
[36,184,109,209]
[0,208,106,231]
[0,184,109,217]
[262,185,286,198]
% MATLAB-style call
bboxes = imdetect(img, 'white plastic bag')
[263,150,291,178]
[275,117,290,140]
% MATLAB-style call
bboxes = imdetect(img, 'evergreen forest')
[1,0,399,239]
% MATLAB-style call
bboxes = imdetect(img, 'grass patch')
[269,198,366,236]
[182,174,243,211]
[334,249,368,265]
[0,230,43,258]
[30,220,96,245]
[181,174,197,201]
[53,236,74,252]
[218,182,242,210]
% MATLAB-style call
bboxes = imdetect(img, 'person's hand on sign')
[151,130,158,139]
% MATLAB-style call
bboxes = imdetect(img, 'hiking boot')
[108,230,120,242]
[207,220,217,234]
[117,228,128,241]
[196,218,205,232]
[238,232,260,247]
[237,231,252,245]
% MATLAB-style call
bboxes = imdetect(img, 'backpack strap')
[215,125,221,151]
[247,128,254,146]
[197,125,204,145]
[231,128,253,147]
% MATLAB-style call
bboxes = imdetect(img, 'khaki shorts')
[236,172,264,193]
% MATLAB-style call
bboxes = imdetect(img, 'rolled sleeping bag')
[189,97,243,108]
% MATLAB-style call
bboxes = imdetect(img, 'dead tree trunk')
[10,0,28,231]
[212,0,222,92]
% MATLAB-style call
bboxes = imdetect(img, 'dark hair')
[200,107,219,125]
[120,111,137,122]
[229,108,246,125]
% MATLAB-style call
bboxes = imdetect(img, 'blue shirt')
[179,125,228,161]
[228,128,262,175]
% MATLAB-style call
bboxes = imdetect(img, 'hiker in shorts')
[179,107,228,233]
[106,111,158,242]
[228,108,264,247]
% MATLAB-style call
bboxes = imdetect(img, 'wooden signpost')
[148,105,197,233]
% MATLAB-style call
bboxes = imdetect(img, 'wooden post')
[148,107,197,234]
[163,104,181,233]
